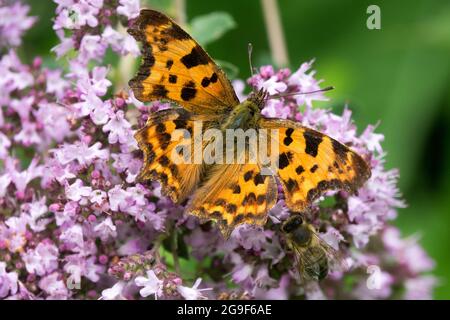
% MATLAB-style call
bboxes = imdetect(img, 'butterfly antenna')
[248,43,255,77]
[269,86,334,99]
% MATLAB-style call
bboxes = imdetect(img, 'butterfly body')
[129,9,371,237]
[221,100,261,131]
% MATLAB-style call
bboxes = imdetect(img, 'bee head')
[282,215,312,247]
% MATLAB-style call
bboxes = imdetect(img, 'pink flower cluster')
[0,0,435,300]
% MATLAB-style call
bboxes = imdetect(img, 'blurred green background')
[22,0,450,298]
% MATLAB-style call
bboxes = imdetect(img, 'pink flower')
[0,132,11,159]
[59,224,84,251]
[177,278,211,300]
[117,0,140,19]
[0,2,36,47]
[22,242,59,276]
[0,174,11,198]
[135,270,163,299]
[404,276,437,300]
[102,110,133,144]
[78,35,107,63]
[102,26,139,56]
[51,30,74,57]
[38,272,69,299]
[0,262,18,298]
[65,179,92,203]
[101,282,126,300]
[288,60,328,107]
[107,185,130,212]
[72,1,101,28]
[14,122,42,146]
[53,141,109,167]
[45,69,69,99]
[5,157,43,195]
[34,102,72,142]
[10,96,34,122]
[23,197,51,232]
[93,217,117,242]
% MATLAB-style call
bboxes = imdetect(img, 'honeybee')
[281,214,346,282]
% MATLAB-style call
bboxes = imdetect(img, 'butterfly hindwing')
[128,9,239,114]
[189,163,277,238]
[260,118,371,211]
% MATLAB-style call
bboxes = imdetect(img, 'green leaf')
[190,12,236,46]
[214,59,239,79]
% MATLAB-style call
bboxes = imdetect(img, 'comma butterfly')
[128,9,371,238]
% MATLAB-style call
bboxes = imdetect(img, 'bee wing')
[291,245,309,283]
[311,231,349,273]
[291,245,323,282]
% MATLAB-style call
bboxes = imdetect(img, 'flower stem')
[260,0,290,67]
[174,0,186,25]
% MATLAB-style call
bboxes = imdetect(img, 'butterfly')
[128,9,371,238]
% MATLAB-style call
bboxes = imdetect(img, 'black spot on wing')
[157,132,171,150]
[201,73,218,88]
[210,73,218,83]
[244,171,253,182]
[253,173,265,186]
[152,84,168,98]
[303,129,323,157]
[232,184,241,194]
[283,136,293,146]
[226,204,237,214]
[168,74,177,83]
[306,179,346,202]
[295,165,305,175]
[278,152,293,170]
[166,59,173,70]
[163,23,191,40]
[201,77,210,88]
[214,199,226,206]
[332,139,348,162]
[242,192,257,205]
[181,81,197,101]
[156,123,166,133]
[173,119,187,129]
[181,46,209,69]
[159,172,168,185]
[256,195,266,205]
[283,128,294,146]
[285,178,299,192]
[233,214,244,224]
[158,155,170,166]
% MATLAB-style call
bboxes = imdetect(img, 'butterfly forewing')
[128,9,239,114]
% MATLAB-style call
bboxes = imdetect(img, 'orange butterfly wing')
[128,9,239,114]
[260,118,371,211]
[135,108,220,203]
[188,162,278,238]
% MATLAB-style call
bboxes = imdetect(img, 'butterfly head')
[247,87,269,110]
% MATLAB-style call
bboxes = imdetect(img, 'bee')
[281,214,346,282]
